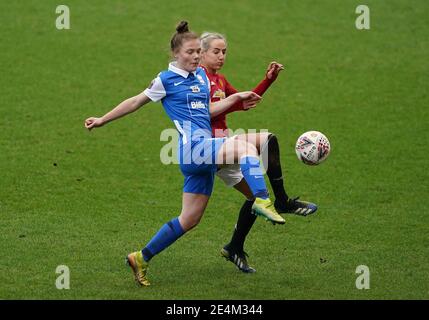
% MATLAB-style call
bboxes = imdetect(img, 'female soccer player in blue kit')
[84,21,285,286]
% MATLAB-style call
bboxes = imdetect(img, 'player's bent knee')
[237,141,258,158]
[179,213,202,232]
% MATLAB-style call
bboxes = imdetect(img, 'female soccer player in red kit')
[200,32,317,273]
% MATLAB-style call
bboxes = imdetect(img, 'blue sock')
[141,217,185,262]
[239,156,269,199]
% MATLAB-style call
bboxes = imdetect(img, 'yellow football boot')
[252,197,285,225]
[126,251,150,286]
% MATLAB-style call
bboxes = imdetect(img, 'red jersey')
[202,66,275,138]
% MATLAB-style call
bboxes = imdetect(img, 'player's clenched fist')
[266,61,284,80]
[84,117,104,130]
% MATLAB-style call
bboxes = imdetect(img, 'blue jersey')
[144,62,226,195]
[144,63,212,146]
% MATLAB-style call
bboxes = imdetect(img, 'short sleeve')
[143,75,166,102]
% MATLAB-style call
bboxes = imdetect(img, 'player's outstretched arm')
[84,92,151,131]
[210,91,261,118]
[251,61,284,96]
[217,62,284,117]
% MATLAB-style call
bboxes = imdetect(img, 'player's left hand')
[266,61,284,80]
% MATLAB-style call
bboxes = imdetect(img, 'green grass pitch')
[0,0,428,299]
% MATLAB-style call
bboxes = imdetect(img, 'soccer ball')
[295,131,331,165]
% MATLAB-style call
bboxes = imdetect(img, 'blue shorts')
[179,137,226,196]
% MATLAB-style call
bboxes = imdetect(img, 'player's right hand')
[84,117,104,131]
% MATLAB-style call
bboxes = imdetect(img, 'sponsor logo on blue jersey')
[190,100,206,109]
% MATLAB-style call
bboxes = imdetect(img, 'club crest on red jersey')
[212,89,226,99]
